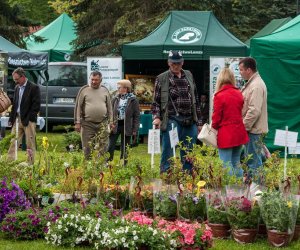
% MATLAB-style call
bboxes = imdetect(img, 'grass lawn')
[1,236,300,249]
[1,128,300,249]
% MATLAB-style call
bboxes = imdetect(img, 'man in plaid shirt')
[152,50,202,173]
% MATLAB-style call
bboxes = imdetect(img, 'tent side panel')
[256,58,300,152]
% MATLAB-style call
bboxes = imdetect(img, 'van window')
[41,65,87,87]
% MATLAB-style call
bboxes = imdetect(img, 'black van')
[37,62,87,130]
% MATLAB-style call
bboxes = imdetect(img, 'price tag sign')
[274,129,298,147]
[148,129,161,154]
[169,126,179,148]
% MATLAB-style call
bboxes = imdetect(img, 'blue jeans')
[245,133,263,176]
[160,118,197,173]
[218,146,243,177]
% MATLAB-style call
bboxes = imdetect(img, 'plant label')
[274,129,298,147]
[148,129,161,154]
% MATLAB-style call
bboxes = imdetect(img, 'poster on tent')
[0,52,8,88]
[209,57,244,121]
[87,57,122,94]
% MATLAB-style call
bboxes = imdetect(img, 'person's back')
[212,84,248,148]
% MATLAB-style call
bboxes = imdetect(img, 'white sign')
[87,57,122,92]
[169,126,179,148]
[148,129,161,154]
[289,143,300,154]
[209,57,245,122]
[274,129,298,147]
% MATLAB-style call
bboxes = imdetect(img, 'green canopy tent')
[122,10,248,95]
[25,13,76,62]
[245,17,292,46]
[251,15,300,152]
[1,35,48,99]
[123,11,248,61]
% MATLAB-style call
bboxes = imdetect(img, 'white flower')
[132,230,136,235]
[57,225,62,230]
[46,222,51,227]
[70,214,75,219]
[64,228,68,232]
[121,237,126,243]
[133,236,138,241]
[170,239,177,246]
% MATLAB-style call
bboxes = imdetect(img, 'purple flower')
[169,194,177,203]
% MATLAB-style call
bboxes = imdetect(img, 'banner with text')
[87,57,122,92]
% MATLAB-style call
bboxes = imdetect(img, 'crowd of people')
[6,52,268,180]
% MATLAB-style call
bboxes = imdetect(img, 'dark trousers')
[108,120,131,164]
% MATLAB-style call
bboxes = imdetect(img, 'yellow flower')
[42,136,49,149]
[287,201,292,208]
[196,181,206,197]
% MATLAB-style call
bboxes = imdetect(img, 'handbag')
[0,89,11,113]
[197,123,218,148]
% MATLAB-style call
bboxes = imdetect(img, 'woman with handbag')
[212,68,249,177]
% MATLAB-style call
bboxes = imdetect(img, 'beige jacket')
[241,72,268,134]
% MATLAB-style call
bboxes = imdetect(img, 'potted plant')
[153,180,177,220]
[225,185,260,243]
[205,189,230,238]
[259,190,299,247]
[129,177,153,215]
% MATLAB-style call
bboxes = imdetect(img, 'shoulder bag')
[0,89,11,113]
[197,123,218,148]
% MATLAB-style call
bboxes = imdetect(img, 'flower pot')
[292,224,300,241]
[232,228,258,243]
[267,229,292,247]
[208,223,231,239]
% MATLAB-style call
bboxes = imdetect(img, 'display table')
[0,116,45,130]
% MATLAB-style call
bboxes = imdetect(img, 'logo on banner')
[172,27,202,44]
[64,53,71,61]
[211,64,221,75]
[90,60,100,71]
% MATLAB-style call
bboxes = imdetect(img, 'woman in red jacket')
[212,68,249,177]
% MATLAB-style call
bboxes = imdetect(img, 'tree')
[71,0,298,57]
[8,0,58,26]
[0,0,36,47]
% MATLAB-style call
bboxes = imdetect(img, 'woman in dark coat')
[108,80,140,165]
[212,68,249,177]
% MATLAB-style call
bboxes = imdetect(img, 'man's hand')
[153,118,161,129]
[74,123,81,132]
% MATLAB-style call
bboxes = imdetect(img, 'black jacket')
[9,80,41,126]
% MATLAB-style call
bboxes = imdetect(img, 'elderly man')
[8,67,41,164]
[74,71,113,159]
[239,57,268,175]
[152,50,202,173]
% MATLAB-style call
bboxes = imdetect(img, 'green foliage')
[226,201,260,229]
[0,133,14,154]
[259,191,299,233]
[63,131,81,151]
[178,193,206,221]
[153,190,177,219]
[207,206,228,225]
